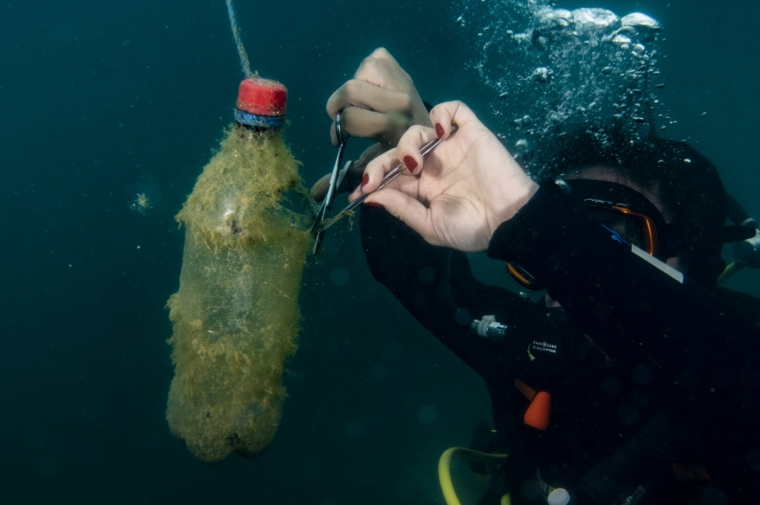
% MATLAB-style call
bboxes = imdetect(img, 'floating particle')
[130,193,151,215]
[700,112,708,118]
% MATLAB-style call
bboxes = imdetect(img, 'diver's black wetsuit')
[360,181,760,504]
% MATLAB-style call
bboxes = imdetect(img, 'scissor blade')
[310,148,349,237]
[312,228,325,254]
[329,136,443,221]
[335,160,352,193]
[324,141,347,212]
[309,197,328,234]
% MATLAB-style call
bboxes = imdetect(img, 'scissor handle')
[323,112,351,211]
[310,112,352,253]
[335,126,458,218]
[335,111,348,144]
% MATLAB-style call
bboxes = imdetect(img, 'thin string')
[226,0,252,77]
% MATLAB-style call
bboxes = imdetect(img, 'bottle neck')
[235,121,278,133]
[234,108,285,129]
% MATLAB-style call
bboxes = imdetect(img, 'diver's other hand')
[309,143,383,202]
[353,101,538,252]
[326,48,432,149]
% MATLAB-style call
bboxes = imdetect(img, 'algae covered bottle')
[166,77,310,463]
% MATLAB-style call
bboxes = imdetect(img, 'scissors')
[335,124,458,219]
[337,124,457,217]
[310,117,457,254]
[310,111,351,254]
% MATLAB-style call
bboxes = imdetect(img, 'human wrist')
[487,182,558,262]
[488,173,539,239]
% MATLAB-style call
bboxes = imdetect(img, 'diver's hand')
[310,143,382,202]
[326,48,432,149]
[312,48,431,202]
[351,101,538,252]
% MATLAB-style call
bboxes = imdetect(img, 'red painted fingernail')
[365,201,385,209]
[435,123,444,139]
[361,173,369,188]
[404,156,418,172]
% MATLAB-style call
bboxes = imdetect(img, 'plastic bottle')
[165,77,310,463]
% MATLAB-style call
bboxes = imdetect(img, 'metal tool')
[332,124,458,220]
[310,111,351,254]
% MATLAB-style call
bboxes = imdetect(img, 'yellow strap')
[438,447,509,505]
[438,448,461,505]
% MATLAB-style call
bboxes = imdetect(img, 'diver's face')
[544,166,683,309]
[572,166,682,269]
[574,166,673,220]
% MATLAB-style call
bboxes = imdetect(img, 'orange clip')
[514,378,551,431]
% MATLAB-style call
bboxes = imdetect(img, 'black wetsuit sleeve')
[360,205,499,374]
[487,182,760,444]
[360,205,547,383]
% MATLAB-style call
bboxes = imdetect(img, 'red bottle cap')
[236,77,287,117]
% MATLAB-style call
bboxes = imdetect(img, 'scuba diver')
[313,48,760,503]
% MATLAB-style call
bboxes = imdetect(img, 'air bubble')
[460,0,667,176]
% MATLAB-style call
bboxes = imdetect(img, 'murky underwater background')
[1,0,758,503]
